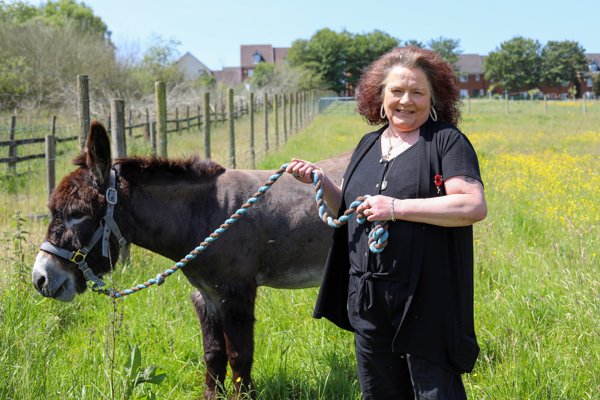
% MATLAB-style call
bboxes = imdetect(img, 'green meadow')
[0,99,599,399]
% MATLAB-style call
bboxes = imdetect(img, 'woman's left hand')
[356,195,396,222]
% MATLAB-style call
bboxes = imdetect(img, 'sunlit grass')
[1,99,599,399]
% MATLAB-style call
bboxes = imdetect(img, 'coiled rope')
[104,163,387,298]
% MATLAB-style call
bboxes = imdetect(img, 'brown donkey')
[31,121,350,399]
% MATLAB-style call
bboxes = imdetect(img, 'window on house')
[460,89,468,98]
[590,61,598,72]
[253,51,262,64]
[588,78,594,87]
[490,78,495,83]
[475,74,480,81]
[562,81,569,87]
[460,75,468,82]
[561,93,568,99]
[480,89,484,96]
[248,69,254,78]
[473,90,478,96]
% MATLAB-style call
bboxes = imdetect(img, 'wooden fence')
[1,75,333,203]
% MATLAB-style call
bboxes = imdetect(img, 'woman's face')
[382,66,432,132]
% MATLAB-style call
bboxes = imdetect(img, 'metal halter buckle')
[106,187,118,205]
[69,249,87,264]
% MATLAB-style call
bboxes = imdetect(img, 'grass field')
[1,99,599,399]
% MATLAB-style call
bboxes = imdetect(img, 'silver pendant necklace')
[381,156,398,190]
[380,129,417,190]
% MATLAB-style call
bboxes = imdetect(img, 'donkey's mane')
[115,155,225,185]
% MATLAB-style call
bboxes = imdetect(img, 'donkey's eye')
[69,212,87,220]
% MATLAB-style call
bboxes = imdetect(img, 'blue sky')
[23,0,600,71]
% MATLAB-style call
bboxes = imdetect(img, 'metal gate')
[319,97,357,115]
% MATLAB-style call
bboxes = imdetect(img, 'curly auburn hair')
[355,46,462,126]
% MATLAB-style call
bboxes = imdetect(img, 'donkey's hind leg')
[191,290,228,400]
[220,280,258,400]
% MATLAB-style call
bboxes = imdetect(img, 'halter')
[40,168,127,295]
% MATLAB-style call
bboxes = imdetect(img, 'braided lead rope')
[108,166,289,298]
[102,162,388,298]
[312,173,389,253]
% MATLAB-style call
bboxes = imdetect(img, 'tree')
[345,30,400,90]
[287,28,350,93]
[427,36,462,68]
[484,36,542,93]
[133,33,182,85]
[594,75,600,97]
[287,28,399,94]
[541,40,588,93]
[404,39,425,48]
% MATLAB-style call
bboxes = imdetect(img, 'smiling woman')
[286,46,487,400]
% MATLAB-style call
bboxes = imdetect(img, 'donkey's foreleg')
[191,290,228,400]
[220,280,258,400]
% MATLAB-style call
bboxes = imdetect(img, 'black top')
[345,136,418,284]
[313,119,483,375]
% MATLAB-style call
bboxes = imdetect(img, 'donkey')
[31,121,350,399]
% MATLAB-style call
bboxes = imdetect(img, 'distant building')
[455,53,599,99]
[240,44,289,81]
[212,67,243,87]
[176,52,211,81]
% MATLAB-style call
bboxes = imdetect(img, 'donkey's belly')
[255,262,324,289]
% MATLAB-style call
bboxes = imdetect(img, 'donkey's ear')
[85,121,112,185]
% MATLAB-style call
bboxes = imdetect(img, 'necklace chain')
[380,128,418,163]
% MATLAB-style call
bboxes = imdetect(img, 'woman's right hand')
[286,158,323,184]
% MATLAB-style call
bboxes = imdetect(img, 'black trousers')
[348,275,467,400]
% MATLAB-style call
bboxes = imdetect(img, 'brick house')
[240,44,289,81]
[456,53,599,99]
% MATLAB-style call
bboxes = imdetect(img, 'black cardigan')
[313,118,481,375]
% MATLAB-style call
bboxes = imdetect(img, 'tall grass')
[0,99,599,399]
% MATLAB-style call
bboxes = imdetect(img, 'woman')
[286,46,487,399]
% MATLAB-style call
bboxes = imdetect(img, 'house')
[212,67,243,87]
[177,52,212,81]
[455,53,599,99]
[454,54,489,98]
[240,44,289,81]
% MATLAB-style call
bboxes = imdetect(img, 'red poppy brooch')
[434,174,443,195]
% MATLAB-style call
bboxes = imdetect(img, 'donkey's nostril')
[35,275,46,290]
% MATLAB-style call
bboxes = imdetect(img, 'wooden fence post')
[175,107,179,134]
[151,122,157,155]
[203,92,211,159]
[77,75,90,149]
[295,92,299,131]
[45,116,56,202]
[111,99,127,158]
[264,92,269,152]
[505,93,509,115]
[249,92,255,169]
[8,116,16,172]
[197,105,201,129]
[282,93,287,143]
[155,82,167,157]
[145,108,150,140]
[289,92,293,133]
[111,98,129,260]
[228,88,235,169]
[128,109,132,137]
[274,94,279,149]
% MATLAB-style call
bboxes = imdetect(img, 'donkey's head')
[32,122,122,301]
